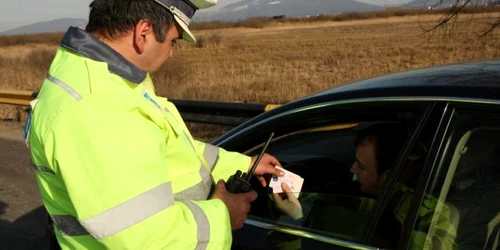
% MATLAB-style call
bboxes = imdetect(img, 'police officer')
[26,0,284,249]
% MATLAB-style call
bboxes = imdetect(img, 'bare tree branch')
[425,0,500,37]
[481,18,500,37]
[423,0,472,33]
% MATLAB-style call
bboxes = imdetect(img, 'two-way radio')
[225,132,275,194]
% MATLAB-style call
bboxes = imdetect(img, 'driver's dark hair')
[354,123,407,176]
[86,0,175,42]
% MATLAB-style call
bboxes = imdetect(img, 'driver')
[270,123,458,250]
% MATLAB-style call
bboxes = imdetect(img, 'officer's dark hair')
[354,123,407,176]
[86,0,175,42]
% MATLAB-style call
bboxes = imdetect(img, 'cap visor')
[173,16,196,43]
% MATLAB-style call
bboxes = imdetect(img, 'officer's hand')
[272,183,303,220]
[210,180,258,230]
[250,153,284,187]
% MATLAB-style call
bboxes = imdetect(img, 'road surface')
[0,121,49,250]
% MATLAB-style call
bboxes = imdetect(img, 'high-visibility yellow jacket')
[26,27,251,250]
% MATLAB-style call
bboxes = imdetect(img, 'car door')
[397,101,500,250]
[216,98,443,249]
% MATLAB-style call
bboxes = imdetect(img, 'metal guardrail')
[173,99,280,126]
[0,90,36,106]
[0,90,280,126]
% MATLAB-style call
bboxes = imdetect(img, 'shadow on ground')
[0,123,51,250]
[0,201,50,250]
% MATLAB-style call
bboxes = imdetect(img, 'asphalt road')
[0,121,49,250]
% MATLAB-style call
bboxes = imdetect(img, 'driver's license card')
[270,166,304,198]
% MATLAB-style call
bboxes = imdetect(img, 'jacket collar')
[60,27,147,84]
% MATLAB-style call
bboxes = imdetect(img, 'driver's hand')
[272,183,303,220]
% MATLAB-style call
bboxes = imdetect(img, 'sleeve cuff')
[212,147,251,182]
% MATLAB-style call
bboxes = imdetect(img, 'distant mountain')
[406,0,492,8]
[1,18,87,36]
[356,0,411,6]
[3,0,382,34]
[194,0,381,21]
[406,0,453,8]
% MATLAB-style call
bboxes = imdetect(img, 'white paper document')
[270,166,304,198]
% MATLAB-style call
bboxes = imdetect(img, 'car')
[46,59,500,250]
[211,59,500,250]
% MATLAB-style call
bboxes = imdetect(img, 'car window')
[224,101,432,250]
[244,121,411,245]
[411,108,500,250]
[367,103,445,250]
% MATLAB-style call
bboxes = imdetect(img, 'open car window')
[244,121,409,244]
[226,101,433,249]
[245,124,358,193]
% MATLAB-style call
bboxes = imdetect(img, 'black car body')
[212,60,500,250]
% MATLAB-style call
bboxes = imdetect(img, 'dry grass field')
[0,11,499,139]
[161,13,500,103]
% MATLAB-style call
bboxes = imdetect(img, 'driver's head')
[350,123,406,196]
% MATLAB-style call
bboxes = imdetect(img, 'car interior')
[439,128,500,250]
[243,120,414,243]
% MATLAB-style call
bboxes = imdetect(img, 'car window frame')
[217,98,433,155]
[364,101,444,246]
[217,98,436,249]
[397,100,500,250]
[395,101,454,250]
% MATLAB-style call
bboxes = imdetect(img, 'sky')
[0,0,412,33]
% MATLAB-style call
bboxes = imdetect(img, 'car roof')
[314,59,499,98]
[314,59,500,97]
[282,59,500,111]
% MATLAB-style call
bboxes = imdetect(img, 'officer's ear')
[133,19,154,55]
